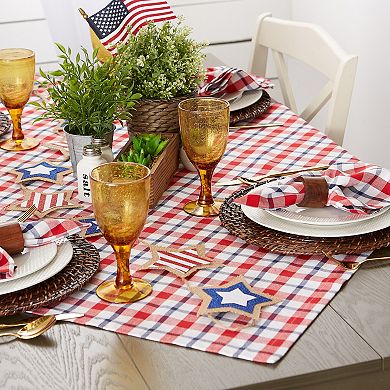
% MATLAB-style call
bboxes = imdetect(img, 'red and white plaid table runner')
[0,99,368,364]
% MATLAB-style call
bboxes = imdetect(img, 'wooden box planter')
[115,132,180,208]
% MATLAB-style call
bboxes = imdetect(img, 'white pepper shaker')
[77,144,107,203]
[91,136,114,162]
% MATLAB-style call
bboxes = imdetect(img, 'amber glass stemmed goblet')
[178,98,229,217]
[0,48,39,151]
[90,162,153,303]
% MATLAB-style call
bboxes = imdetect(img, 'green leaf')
[55,42,67,54]
[49,70,64,77]
[154,139,169,155]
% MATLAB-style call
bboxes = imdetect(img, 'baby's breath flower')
[117,20,207,99]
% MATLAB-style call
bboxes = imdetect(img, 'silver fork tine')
[17,205,37,222]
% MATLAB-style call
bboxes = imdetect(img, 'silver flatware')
[215,164,330,187]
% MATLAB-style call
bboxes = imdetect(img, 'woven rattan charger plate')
[0,112,11,136]
[219,184,390,256]
[229,90,271,125]
[0,235,100,316]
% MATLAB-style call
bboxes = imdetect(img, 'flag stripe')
[162,251,213,267]
[154,258,190,273]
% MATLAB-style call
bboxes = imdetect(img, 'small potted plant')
[116,19,207,134]
[32,43,141,173]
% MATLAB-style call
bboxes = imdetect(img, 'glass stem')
[113,243,134,288]
[197,165,216,206]
[8,107,24,143]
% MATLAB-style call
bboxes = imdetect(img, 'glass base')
[183,199,224,217]
[96,277,153,303]
[0,137,40,151]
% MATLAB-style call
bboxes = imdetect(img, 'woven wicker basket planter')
[116,133,180,208]
[127,94,194,134]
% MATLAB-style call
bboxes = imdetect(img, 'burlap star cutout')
[10,160,72,184]
[190,276,281,328]
[6,187,82,217]
[138,241,223,279]
[42,139,70,162]
[72,216,102,237]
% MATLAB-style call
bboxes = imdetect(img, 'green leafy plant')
[117,19,207,99]
[32,43,141,136]
[120,134,169,167]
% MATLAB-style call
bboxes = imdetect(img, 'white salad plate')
[266,204,390,226]
[230,89,263,112]
[241,204,390,238]
[0,243,57,284]
[0,240,73,295]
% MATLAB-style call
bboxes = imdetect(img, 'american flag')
[85,0,177,54]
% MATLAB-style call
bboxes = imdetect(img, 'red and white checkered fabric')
[21,219,89,247]
[0,247,15,279]
[235,161,390,214]
[198,66,272,97]
[0,94,371,364]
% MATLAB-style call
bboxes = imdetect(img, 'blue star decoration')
[11,160,72,184]
[74,217,101,237]
[190,276,282,324]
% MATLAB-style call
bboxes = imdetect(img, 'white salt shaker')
[91,136,114,162]
[77,144,107,203]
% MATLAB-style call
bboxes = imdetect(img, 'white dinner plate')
[266,204,390,226]
[230,89,263,112]
[221,90,243,102]
[0,241,73,295]
[241,204,390,237]
[0,243,57,284]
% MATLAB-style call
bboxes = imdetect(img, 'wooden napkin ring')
[0,222,24,254]
[296,176,329,208]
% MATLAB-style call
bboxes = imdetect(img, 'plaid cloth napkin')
[235,162,390,215]
[0,219,88,279]
[21,219,88,247]
[198,66,272,97]
[0,247,15,279]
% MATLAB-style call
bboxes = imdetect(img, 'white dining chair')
[248,13,358,146]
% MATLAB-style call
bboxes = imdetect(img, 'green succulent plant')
[120,134,169,167]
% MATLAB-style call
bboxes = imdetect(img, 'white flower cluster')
[117,20,207,99]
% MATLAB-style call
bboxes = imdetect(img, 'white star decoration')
[190,276,282,329]
[10,160,72,185]
[217,288,257,306]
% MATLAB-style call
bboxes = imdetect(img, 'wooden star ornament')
[138,241,223,279]
[190,276,282,328]
[42,139,70,162]
[72,216,102,237]
[6,187,82,217]
[10,159,72,184]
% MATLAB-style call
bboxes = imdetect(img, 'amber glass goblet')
[178,98,229,217]
[0,48,39,151]
[90,162,152,303]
